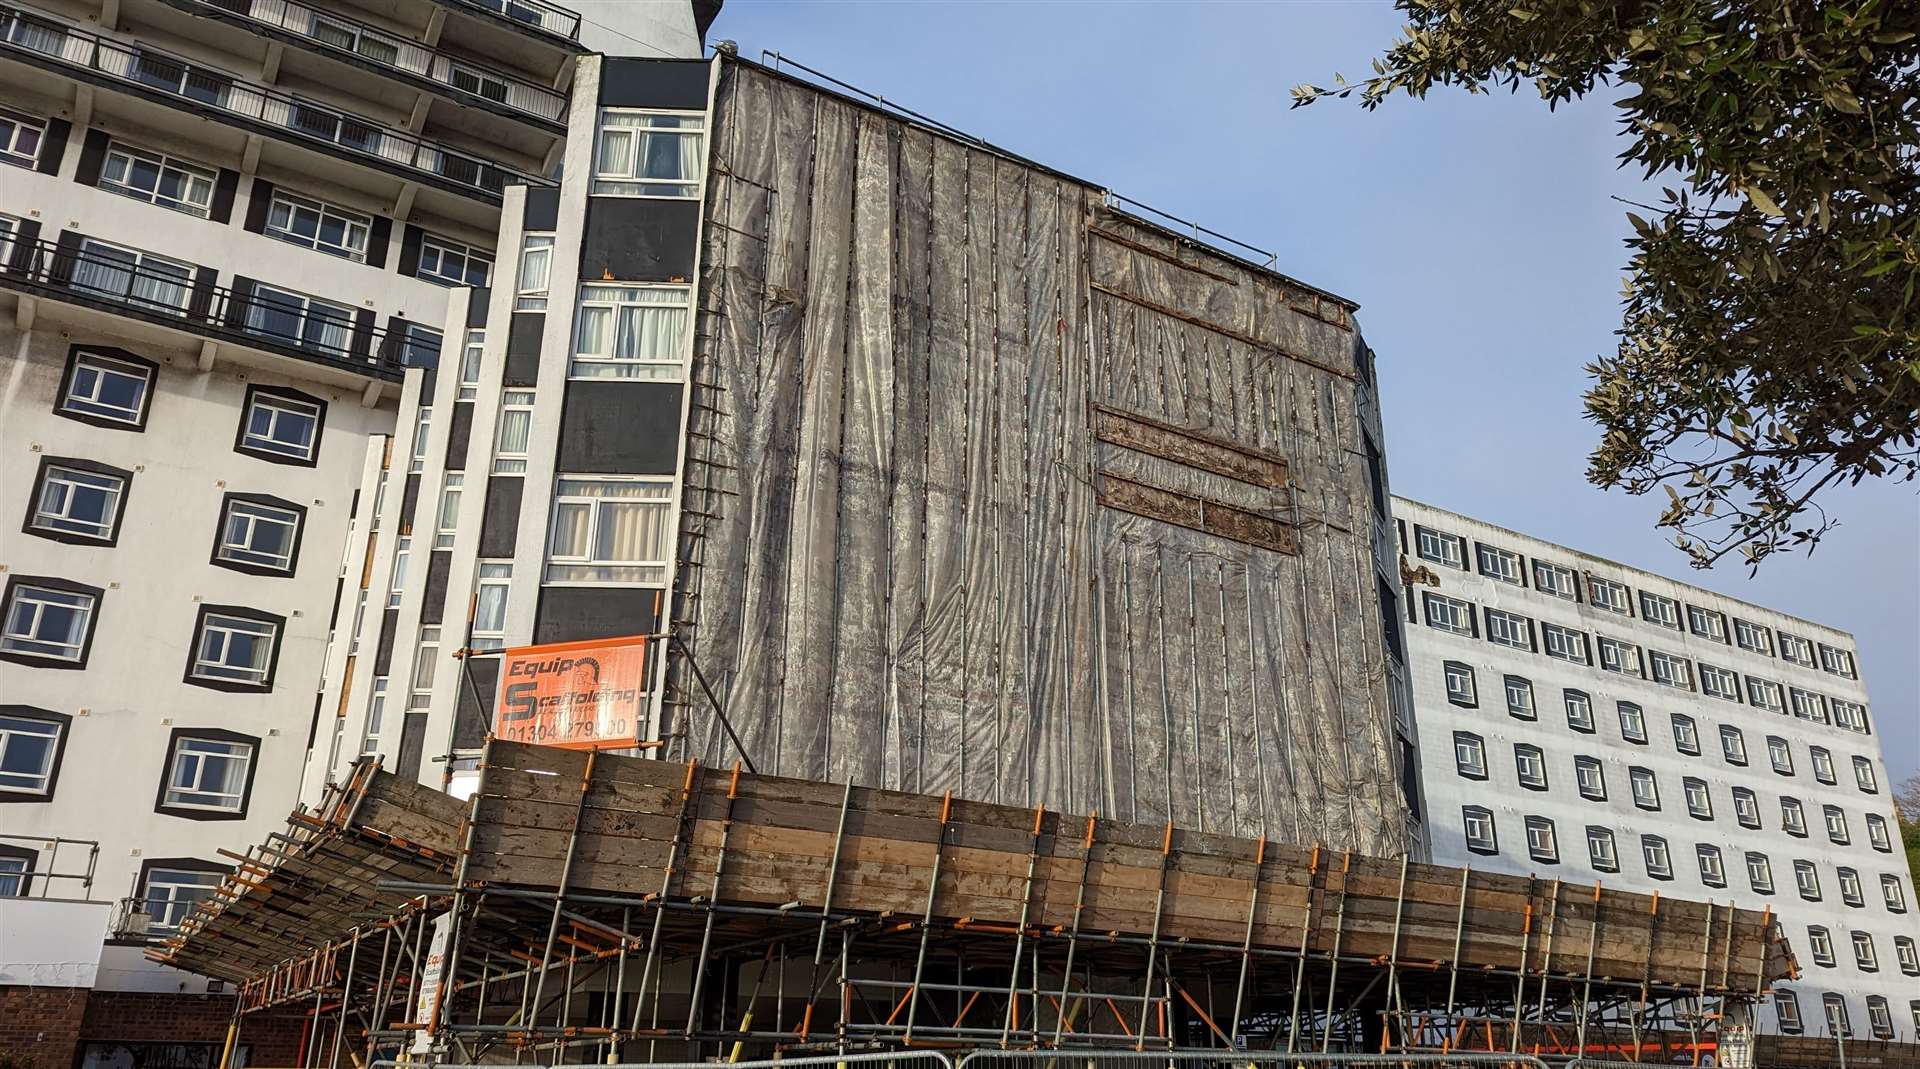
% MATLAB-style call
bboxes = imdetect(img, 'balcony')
[0,3,555,201]
[2,237,433,380]
[441,0,581,44]
[168,0,565,124]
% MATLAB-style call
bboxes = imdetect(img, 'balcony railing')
[177,0,565,123]
[2,237,429,379]
[0,4,555,199]
[444,0,580,43]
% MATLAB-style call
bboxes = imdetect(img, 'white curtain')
[548,499,592,557]
[613,295,687,360]
[497,406,532,457]
[575,304,610,355]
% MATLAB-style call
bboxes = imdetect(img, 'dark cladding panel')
[373,607,400,675]
[480,476,523,558]
[400,474,421,535]
[506,312,544,386]
[534,586,662,646]
[453,657,499,749]
[396,712,427,781]
[422,551,452,625]
[524,188,560,232]
[467,287,491,328]
[580,200,699,283]
[598,58,711,110]
[445,401,474,471]
[556,382,683,474]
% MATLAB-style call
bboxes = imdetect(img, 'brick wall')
[0,985,86,1069]
[0,987,301,1068]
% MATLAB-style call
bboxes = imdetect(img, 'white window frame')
[1824,805,1850,845]
[1,584,96,662]
[1734,618,1772,654]
[543,476,675,586]
[570,282,693,381]
[1817,643,1856,678]
[1682,776,1711,819]
[1597,636,1641,676]
[1617,702,1647,743]
[1838,867,1863,906]
[1639,591,1680,629]
[1698,844,1726,887]
[410,406,433,473]
[1,109,47,167]
[1811,746,1836,783]
[1746,852,1774,894]
[215,498,301,572]
[30,464,126,541]
[245,283,355,357]
[1588,575,1631,615]
[1747,676,1785,712]
[264,190,372,261]
[1720,724,1747,764]
[1503,675,1535,719]
[1531,559,1578,600]
[1542,623,1588,664]
[1423,593,1474,636]
[1648,649,1692,690]
[492,389,535,474]
[0,713,63,796]
[1831,699,1869,733]
[1808,926,1836,967]
[1641,835,1672,880]
[1574,756,1605,800]
[190,612,278,685]
[1485,608,1532,651]
[1852,931,1877,970]
[240,391,323,461]
[1853,756,1877,792]
[1513,744,1546,790]
[1788,687,1827,723]
[1564,689,1595,732]
[1462,806,1496,855]
[409,625,441,709]
[435,473,464,550]
[1687,604,1728,641]
[1523,816,1557,864]
[99,141,215,216]
[1629,766,1659,810]
[472,561,511,651]
[142,866,223,930]
[1586,826,1618,871]
[1886,875,1908,913]
[1475,543,1521,584]
[1767,736,1794,774]
[1794,859,1821,900]
[457,330,485,400]
[417,232,492,287]
[1782,797,1807,836]
[516,232,553,310]
[1778,632,1816,667]
[590,108,706,198]
[1442,661,1476,707]
[1671,713,1700,755]
[361,677,387,755]
[1452,732,1486,779]
[1732,787,1760,828]
[1867,814,1892,852]
[1700,663,1739,701]
[72,237,194,314]
[1896,937,1919,975]
[1414,526,1464,568]
[162,736,253,812]
[388,537,411,608]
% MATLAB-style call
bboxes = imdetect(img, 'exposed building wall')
[1395,495,1920,1041]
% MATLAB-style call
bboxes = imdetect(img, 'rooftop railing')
[178,0,565,123]
[1,236,430,379]
[0,3,555,199]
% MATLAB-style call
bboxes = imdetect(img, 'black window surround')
[53,345,158,431]
[234,384,328,467]
[208,492,308,578]
[151,727,262,822]
[0,705,71,804]
[181,603,286,692]
[21,455,135,547]
[0,574,104,670]
[0,843,38,895]
[122,855,228,941]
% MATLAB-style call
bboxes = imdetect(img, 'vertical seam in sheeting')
[823,107,862,783]
[915,130,934,797]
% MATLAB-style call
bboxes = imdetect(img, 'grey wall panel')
[506,312,544,386]
[580,199,700,282]
[524,188,560,231]
[555,382,683,474]
[479,476,524,558]
[534,586,661,646]
[445,401,473,471]
[422,551,451,625]
[599,58,711,109]
[396,712,428,781]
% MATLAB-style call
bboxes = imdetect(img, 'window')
[1504,675,1535,719]
[409,625,441,710]
[1648,649,1692,690]
[1476,543,1522,584]
[27,459,130,544]
[1746,676,1785,712]
[1699,664,1740,701]
[1794,860,1821,901]
[1641,835,1672,880]
[1424,593,1475,636]
[100,142,215,216]
[1896,937,1918,975]
[1687,605,1728,641]
[1484,608,1532,651]
[1442,661,1477,707]
[1882,874,1906,913]
[1617,702,1647,743]
[1462,806,1496,855]
[1831,699,1870,734]
[1837,867,1863,907]
[1788,687,1827,723]
[410,406,433,474]
[1867,813,1893,852]
[1732,786,1760,829]
[265,191,371,261]
[1,578,101,666]
[1767,735,1793,775]
[1574,755,1606,800]
[1775,989,1803,1033]
[1414,525,1464,568]
[1564,689,1595,733]
[1817,643,1856,678]
[1542,623,1589,664]
[515,232,553,310]
[71,238,194,313]
[1597,636,1642,676]
[1720,724,1748,765]
[388,537,411,608]
[472,562,511,651]
[236,387,326,464]
[1513,744,1547,790]
[56,347,154,427]
[1866,996,1893,1040]
[1452,732,1487,780]
[435,473,464,550]
[157,731,257,818]
[186,608,282,689]
[545,477,674,584]
[493,390,535,473]
[457,330,484,400]
[1853,756,1878,793]
[1823,805,1850,845]
[1,108,46,167]
[1810,746,1836,784]
[1629,766,1660,810]
[1638,591,1680,629]
[1852,931,1878,971]
[212,495,305,576]
[1586,826,1618,871]
[417,233,492,287]
[1523,816,1557,864]
[360,677,388,755]
[1588,576,1631,614]
[399,323,442,368]
[1670,713,1700,755]
[1734,618,1772,654]
[0,848,33,896]
[1808,925,1836,967]
[1778,632,1816,667]
[571,283,692,380]
[1682,776,1711,819]
[1697,844,1726,888]
[244,284,355,357]
[139,863,224,929]
[0,709,69,799]
[591,109,705,197]
[1532,559,1579,600]
[1745,852,1773,894]
[0,213,19,264]
[1781,796,1807,837]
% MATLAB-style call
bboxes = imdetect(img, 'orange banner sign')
[493,634,651,750]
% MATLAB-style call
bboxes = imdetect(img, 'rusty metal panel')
[1093,403,1288,489]
[1095,473,1296,556]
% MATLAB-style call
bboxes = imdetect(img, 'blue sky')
[704,0,1919,784]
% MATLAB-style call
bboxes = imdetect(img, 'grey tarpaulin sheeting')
[665,57,1408,858]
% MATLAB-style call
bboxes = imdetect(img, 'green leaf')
[1743,186,1785,217]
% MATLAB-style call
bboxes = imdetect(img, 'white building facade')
[0,0,707,1051]
[1395,496,1920,1047]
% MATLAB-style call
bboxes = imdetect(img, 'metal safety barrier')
[953,1052,1555,1069]
[375,1054,957,1069]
